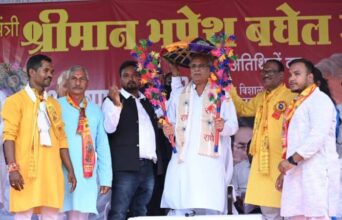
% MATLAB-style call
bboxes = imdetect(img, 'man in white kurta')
[277,59,340,220]
[161,54,238,215]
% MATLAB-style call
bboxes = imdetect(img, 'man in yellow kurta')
[230,59,296,219]
[1,54,76,220]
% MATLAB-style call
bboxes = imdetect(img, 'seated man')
[231,117,260,214]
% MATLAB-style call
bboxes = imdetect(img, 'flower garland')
[130,39,177,153]
[208,33,237,153]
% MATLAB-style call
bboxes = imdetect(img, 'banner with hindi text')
[1,0,342,104]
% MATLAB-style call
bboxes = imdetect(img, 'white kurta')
[281,88,340,217]
[161,83,238,213]
[231,159,250,197]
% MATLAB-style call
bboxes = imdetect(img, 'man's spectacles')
[233,142,249,149]
[189,64,209,70]
[260,69,280,76]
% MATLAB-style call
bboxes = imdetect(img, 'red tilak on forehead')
[72,71,86,77]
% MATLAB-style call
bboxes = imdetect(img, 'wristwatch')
[287,155,298,166]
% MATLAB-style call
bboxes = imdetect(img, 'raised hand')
[163,123,174,138]
[214,117,224,132]
[108,85,122,107]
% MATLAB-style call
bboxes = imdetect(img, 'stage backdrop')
[1,0,342,104]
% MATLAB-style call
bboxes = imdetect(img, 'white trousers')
[66,211,89,220]
[14,207,59,220]
[260,206,282,220]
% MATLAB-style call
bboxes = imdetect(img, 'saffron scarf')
[67,94,95,178]
[249,84,287,175]
[282,84,317,159]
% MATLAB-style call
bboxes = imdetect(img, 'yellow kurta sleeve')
[2,96,22,142]
[230,86,262,117]
[48,98,68,149]
[58,129,68,149]
[55,102,68,149]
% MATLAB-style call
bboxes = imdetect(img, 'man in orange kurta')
[230,60,296,220]
[1,54,76,219]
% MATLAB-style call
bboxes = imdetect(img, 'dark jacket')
[106,95,163,174]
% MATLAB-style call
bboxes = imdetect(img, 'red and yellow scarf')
[67,94,95,178]
[282,84,317,158]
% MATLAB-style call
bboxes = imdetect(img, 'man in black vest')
[102,60,160,220]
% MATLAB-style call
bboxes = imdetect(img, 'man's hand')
[168,62,180,76]
[60,148,77,192]
[68,170,77,192]
[275,173,284,191]
[108,85,121,107]
[278,159,295,174]
[9,170,24,191]
[100,186,111,194]
[214,117,224,132]
[163,123,174,137]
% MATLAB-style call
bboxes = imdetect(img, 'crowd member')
[59,65,112,219]
[56,70,68,98]
[102,61,160,220]
[1,54,76,220]
[161,53,238,215]
[232,117,253,165]
[277,58,340,220]
[229,59,296,219]
[231,117,256,214]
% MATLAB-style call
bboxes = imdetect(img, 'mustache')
[127,80,137,85]
[72,86,83,89]
[192,73,202,76]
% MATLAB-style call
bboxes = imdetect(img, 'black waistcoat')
[106,95,161,172]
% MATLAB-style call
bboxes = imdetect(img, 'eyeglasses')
[233,142,249,149]
[260,69,280,76]
[189,64,209,70]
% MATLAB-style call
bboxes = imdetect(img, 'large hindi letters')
[21,9,138,54]
[245,3,331,46]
